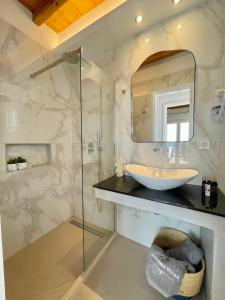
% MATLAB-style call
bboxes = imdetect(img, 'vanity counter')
[94,176,225,300]
[94,175,225,218]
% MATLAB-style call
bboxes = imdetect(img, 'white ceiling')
[57,0,206,57]
[1,0,207,73]
[1,0,206,51]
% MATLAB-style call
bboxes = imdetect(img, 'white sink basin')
[125,164,199,191]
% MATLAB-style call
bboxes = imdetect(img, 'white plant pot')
[7,164,17,172]
[17,162,27,170]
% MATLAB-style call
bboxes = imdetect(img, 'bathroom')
[0,0,224,299]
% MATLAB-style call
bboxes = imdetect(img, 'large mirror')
[131,50,195,142]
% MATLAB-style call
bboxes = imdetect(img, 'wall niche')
[6,144,51,172]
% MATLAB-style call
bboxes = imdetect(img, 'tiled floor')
[84,235,205,300]
[74,284,104,300]
[4,220,100,300]
[4,227,204,300]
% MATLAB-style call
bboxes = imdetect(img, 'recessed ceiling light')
[135,15,143,24]
[177,24,182,29]
[145,38,150,43]
[172,0,182,4]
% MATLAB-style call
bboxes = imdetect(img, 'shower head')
[30,48,81,78]
[62,52,80,64]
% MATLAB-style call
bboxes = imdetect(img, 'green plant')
[7,158,18,164]
[17,157,27,163]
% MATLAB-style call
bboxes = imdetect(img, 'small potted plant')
[7,158,18,172]
[17,157,27,170]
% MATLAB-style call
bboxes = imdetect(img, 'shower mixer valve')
[88,143,95,153]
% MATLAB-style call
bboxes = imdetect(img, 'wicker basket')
[153,228,205,298]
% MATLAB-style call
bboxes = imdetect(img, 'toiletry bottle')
[210,181,218,209]
[201,178,207,206]
[205,180,211,209]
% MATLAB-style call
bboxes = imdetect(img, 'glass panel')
[81,58,115,270]
[4,50,84,300]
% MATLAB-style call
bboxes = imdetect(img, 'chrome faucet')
[152,145,163,152]
[167,146,175,159]
[152,144,175,159]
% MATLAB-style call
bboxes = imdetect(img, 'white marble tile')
[89,4,225,292]
[0,14,116,261]
[0,17,81,259]
[96,0,225,191]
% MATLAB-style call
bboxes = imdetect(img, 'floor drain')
[70,219,105,238]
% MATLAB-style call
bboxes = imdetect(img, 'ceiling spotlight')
[145,38,150,43]
[177,24,182,29]
[135,15,143,24]
[172,0,182,4]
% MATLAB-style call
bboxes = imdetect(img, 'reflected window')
[131,50,195,142]
[154,87,192,142]
[167,123,177,142]
[180,122,189,141]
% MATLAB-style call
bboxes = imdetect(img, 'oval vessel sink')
[125,164,199,191]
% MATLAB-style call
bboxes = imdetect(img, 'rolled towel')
[145,245,195,298]
[166,238,204,266]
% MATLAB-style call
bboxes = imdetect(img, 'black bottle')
[210,181,218,209]
[201,178,207,206]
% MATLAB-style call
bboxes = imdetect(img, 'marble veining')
[89,0,225,260]
[0,19,79,257]
[0,16,115,260]
[95,0,225,192]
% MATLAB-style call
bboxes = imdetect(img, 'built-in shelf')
[94,176,225,218]
[6,144,51,172]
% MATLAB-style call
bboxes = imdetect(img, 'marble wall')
[0,17,82,259]
[97,0,225,246]
[1,0,224,258]
[0,17,115,260]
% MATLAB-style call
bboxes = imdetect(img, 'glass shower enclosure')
[81,57,115,269]
[65,49,115,270]
[3,47,115,300]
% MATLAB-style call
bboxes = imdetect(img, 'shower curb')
[60,232,117,300]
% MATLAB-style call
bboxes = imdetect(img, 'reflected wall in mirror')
[131,50,196,142]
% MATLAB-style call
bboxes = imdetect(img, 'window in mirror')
[131,50,195,142]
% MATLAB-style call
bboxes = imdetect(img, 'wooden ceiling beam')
[17,0,49,13]
[17,0,36,12]
[33,0,68,26]
[17,0,107,32]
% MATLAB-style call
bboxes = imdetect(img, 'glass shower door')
[81,58,115,269]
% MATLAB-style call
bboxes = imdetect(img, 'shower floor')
[4,218,111,300]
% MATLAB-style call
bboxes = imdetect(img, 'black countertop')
[94,176,225,218]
